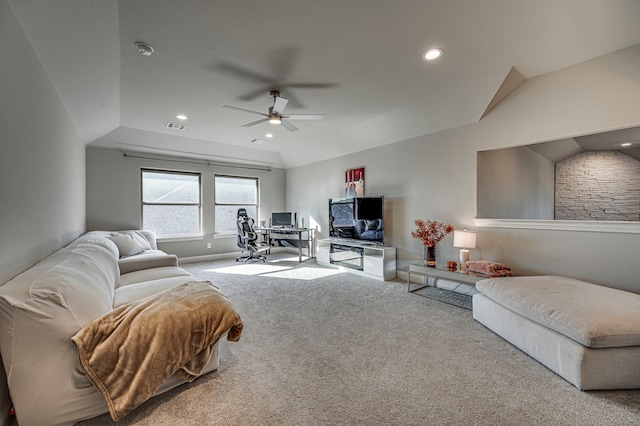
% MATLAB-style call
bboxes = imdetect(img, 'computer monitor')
[271,212,292,227]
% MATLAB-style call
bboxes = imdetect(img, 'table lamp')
[453,228,477,272]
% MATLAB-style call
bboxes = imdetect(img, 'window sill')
[157,234,204,243]
[474,218,640,234]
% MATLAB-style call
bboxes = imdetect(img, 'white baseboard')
[179,252,238,264]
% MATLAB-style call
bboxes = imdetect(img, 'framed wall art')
[345,167,364,197]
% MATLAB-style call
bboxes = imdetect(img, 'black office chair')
[236,208,268,263]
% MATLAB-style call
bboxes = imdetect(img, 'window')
[142,169,201,237]
[214,175,258,233]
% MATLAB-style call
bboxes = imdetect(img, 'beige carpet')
[79,254,640,425]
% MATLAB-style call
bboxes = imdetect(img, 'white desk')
[256,227,315,263]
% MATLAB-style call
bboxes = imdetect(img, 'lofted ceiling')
[527,126,640,163]
[9,0,640,169]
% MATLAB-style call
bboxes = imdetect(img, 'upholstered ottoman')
[473,276,640,390]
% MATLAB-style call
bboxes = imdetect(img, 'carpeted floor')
[78,254,640,425]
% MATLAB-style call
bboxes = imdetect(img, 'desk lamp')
[453,229,477,272]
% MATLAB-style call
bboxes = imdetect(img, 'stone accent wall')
[555,151,640,221]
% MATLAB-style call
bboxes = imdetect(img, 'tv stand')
[317,238,396,281]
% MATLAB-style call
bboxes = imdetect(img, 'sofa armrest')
[118,253,178,275]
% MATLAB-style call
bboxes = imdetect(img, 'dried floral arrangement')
[411,219,455,247]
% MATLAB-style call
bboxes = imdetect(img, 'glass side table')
[407,262,483,293]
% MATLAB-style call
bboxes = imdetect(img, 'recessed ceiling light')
[422,48,443,61]
[621,142,632,147]
[176,114,188,120]
[265,133,274,138]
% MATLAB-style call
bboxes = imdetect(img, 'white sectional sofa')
[473,276,640,390]
[0,230,241,426]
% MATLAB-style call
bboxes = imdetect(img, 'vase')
[424,245,436,267]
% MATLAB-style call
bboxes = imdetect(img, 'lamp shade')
[453,229,477,249]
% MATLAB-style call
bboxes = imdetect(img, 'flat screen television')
[329,196,384,243]
[271,212,293,227]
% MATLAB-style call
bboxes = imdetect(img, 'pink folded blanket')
[466,270,513,278]
[465,260,512,277]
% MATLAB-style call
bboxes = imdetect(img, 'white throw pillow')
[126,231,152,251]
[109,232,145,258]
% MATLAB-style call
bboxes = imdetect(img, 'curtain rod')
[122,152,272,172]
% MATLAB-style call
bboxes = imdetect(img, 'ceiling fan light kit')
[223,90,324,132]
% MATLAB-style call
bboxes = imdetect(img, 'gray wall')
[1,0,87,422]
[477,146,555,219]
[286,44,640,293]
[86,146,286,258]
[2,1,640,418]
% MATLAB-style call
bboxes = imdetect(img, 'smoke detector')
[135,42,154,56]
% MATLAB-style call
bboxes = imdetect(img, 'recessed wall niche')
[477,126,640,221]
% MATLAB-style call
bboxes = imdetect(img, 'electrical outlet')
[207,243,212,249]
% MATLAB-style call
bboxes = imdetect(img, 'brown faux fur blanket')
[72,281,243,421]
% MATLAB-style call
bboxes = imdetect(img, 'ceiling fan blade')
[242,118,269,128]
[217,63,273,84]
[223,105,268,117]
[280,119,299,132]
[272,96,289,115]
[283,114,325,121]
[281,82,340,90]
[239,86,273,101]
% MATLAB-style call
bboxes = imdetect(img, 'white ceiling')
[9,0,640,169]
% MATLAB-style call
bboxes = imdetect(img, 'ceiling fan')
[223,90,325,132]
[216,47,339,108]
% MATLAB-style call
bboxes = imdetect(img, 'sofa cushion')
[109,232,146,258]
[134,230,158,250]
[28,243,118,318]
[117,251,178,275]
[114,275,197,307]
[365,219,382,231]
[83,236,120,259]
[126,231,152,250]
[70,231,120,258]
[476,276,640,348]
[119,266,191,287]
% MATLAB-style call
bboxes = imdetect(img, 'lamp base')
[459,249,470,272]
